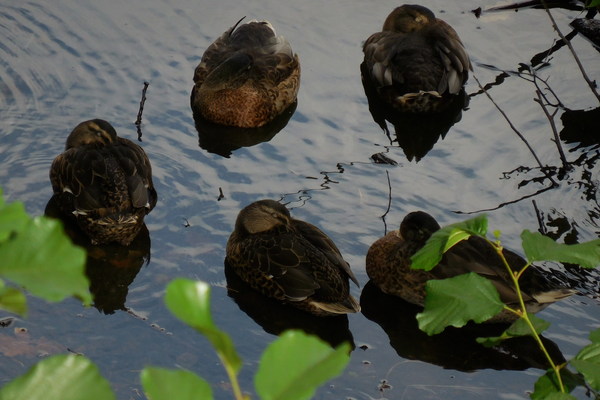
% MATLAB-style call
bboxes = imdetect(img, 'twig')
[523,65,563,108]
[540,1,600,103]
[532,199,546,235]
[454,185,554,214]
[473,74,557,186]
[381,170,392,235]
[135,81,150,141]
[533,89,569,168]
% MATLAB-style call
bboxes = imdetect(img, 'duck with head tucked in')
[362,4,471,113]
[191,18,300,128]
[366,211,575,323]
[50,119,157,246]
[226,199,360,316]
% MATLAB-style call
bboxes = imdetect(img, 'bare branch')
[381,170,392,235]
[473,74,557,186]
[534,89,569,168]
[541,1,600,103]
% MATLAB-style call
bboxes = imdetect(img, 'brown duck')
[50,119,157,246]
[362,4,471,112]
[191,18,300,128]
[366,211,575,323]
[226,199,360,316]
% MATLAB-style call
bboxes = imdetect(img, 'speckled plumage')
[226,199,360,316]
[50,119,157,246]
[366,211,574,323]
[362,5,471,113]
[191,18,300,128]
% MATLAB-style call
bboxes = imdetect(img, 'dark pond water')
[1,0,599,399]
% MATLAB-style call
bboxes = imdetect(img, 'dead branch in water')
[534,89,569,168]
[541,0,600,103]
[135,81,150,141]
[472,73,558,186]
[381,170,392,235]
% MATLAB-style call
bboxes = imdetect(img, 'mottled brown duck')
[362,4,471,112]
[366,211,575,323]
[191,18,300,128]
[226,199,360,316]
[50,119,157,246]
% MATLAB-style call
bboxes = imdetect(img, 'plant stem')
[486,238,566,393]
[219,353,247,400]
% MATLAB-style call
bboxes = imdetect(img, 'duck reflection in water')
[360,281,565,372]
[224,260,354,349]
[45,195,151,314]
[361,66,468,162]
[361,4,471,161]
[193,100,296,158]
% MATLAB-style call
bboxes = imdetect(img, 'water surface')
[1,1,599,399]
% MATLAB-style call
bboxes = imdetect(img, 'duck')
[49,119,157,246]
[225,199,360,316]
[362,4,471,113]
[191,18,300,128]
[366,211,575,323]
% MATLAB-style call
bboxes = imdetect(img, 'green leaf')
[416,273,505,335]
[411,214,488,271]
[0,354,115,400]
[0,216,90,305]
[0,280,27,316]
[141,367,213,400]
[0,200,29,243]
[589,327,600,343]
[531,369,581,400]
[164,279,242,373]
[256,330,350,400]
[587,0,600,8]
[477,313,550,346]
[521,230,600,269]
[571,342,600,390]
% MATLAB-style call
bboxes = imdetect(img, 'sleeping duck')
[362,5,471,112]
[366,211,574,323]
[49,119,157,246]
[226,199,360,316]
[191,18,300,128]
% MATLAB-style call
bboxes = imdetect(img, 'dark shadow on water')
[45,195,150,314]
[192,100,297,158]
[360,280,566,372]
[224,260,355,349]
[360,62,468,162]
[560,107,600,149]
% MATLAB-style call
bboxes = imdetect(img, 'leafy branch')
[411,214,600,398]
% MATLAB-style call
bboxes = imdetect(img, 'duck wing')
[430,20,471,94]
[293,219,360,287]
